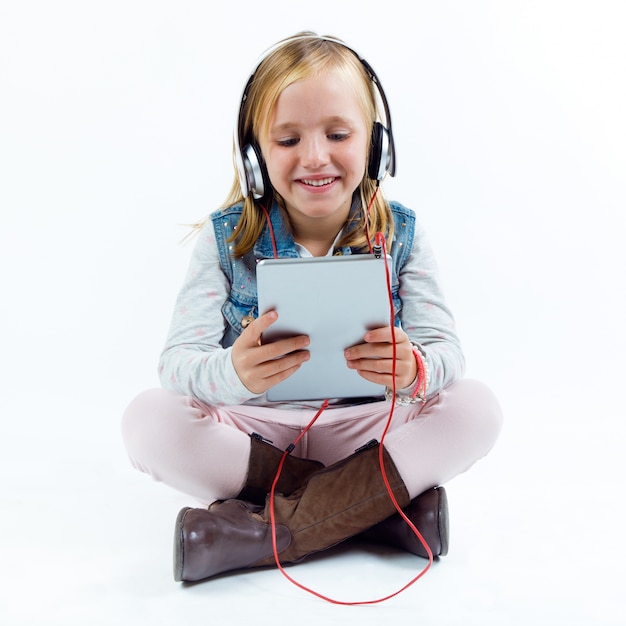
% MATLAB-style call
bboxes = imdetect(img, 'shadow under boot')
[174,440,410,582]
[360,486,449,558]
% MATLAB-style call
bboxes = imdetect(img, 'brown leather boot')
[236,433,324,505]
[174,440,410,582]
[173,500,291,582]
[360,486,449,558]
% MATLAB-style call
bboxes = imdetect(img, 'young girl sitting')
[121,31,503,584]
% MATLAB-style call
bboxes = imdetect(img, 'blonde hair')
[198,32,394,256]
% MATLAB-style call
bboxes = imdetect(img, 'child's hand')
[344,326,417,390]
[231,311,310,394]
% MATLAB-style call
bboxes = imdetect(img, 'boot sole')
[436,487,449,557]
[173,507,192,582]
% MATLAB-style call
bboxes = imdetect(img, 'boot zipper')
[250,432,274,445]
[354,438,379,453]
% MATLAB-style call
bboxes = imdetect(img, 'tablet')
[256,254,393,401]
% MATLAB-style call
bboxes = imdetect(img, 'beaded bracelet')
[384,343,430,405]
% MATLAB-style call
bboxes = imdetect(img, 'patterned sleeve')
[398,218,466,397]
[157,220,262,406]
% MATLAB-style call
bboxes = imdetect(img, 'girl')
[121,32,503,584]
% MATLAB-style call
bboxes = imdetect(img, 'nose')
[300,135,329,169]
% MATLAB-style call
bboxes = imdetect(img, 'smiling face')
[258,69,370,240]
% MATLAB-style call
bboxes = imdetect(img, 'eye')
[328,133,349,141]
[277,137,299,147]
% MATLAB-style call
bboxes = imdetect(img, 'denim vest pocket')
[221,297,258,347]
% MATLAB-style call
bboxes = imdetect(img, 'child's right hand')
[231,311,310,394]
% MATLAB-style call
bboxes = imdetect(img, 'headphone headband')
[234,34,396,200]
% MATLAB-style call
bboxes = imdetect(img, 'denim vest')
[212,199,416,348]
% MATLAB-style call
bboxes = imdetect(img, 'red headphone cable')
[267,232,433,605]
[260,203,278,259]
[364,183,379,254]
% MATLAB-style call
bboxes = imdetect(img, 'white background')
[1,1,625,624]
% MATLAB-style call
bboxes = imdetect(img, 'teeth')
[302,177,334,187]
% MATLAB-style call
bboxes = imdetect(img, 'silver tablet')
[256,254,393,401]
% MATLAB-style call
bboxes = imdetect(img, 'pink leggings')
[121,379,502,504]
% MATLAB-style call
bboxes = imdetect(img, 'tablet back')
[256,254,392,401]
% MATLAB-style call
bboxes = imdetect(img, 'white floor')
[1,397,624,626]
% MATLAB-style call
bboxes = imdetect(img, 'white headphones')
[233,34,397,201]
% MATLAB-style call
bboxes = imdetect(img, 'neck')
[294,235,336,257]
[292,217,346,257]
[288,205,351,258]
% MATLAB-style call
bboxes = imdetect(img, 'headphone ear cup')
[242,142,271,200]
[368,121,391,181]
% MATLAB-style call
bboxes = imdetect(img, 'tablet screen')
[256,254,392,401]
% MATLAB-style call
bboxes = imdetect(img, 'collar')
[252,194,362,260]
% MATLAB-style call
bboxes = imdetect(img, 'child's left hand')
[344,326,417,390]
